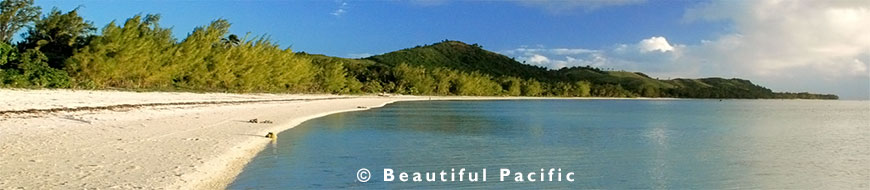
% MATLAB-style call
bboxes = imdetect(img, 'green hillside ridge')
[0,5,836,99]
[365,41,553,80]
[353,40,836,99]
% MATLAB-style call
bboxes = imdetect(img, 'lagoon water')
[229,100,869,189]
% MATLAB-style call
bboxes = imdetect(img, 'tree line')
[0,0,837,99]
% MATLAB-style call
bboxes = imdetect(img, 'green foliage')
[521,79,543,96]
[430,67,457,95]
[0,0,40,43]
[546,81,590,97]
[13,49,69,87]
[66,14,175,88]
[392,63,435,95]
[0,41,13,66]
[0,5,838,99]
[573,81,591,97]
[20,8,95,69]
[318,61,347,93]
[591,84,635,98]
[452,71,502,96]
[500,77,522,96]
[345,76,363,94]
[773,92,838,99]
[367,40,552,80]
[67,15,316,92]
[1,47,69,88]
[664,78,777,99]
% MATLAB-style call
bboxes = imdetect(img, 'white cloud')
[518,0,646,13]
[503,47,608,69]
[503,47,598,56]
[405,0,644,13]
[681,0,870,99]
[552,48,599,55]
[527,54,550,65]
[347,53,373,58]
[680,1,870,77]
[408,0,448,6]
[331,9,346,16]
[504,1,870,99]
[502,37,686,75]
[331,2,348,16]
[638,36,675,53]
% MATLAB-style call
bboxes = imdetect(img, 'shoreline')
[191,96,691,189]
[0,89,426,189]
[187,98,415,189]
[0,89,843,189]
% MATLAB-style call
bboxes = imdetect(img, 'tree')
[65,14,175,88]
[431,67,456,95]
[20,8,95,69]
[6,49,69,87]
[639,84,658,97]
[220,34,240,48]
[318,61,347,93]
[500,77,522,96]
[0,41,13,66]
[452,71,501,96]
[0,0,40,43]
[572,81,591,97]
[521,79,542,96]
[392,63,434,94]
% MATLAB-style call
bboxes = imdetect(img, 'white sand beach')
[0,89,426,189]
[0,89,653,189]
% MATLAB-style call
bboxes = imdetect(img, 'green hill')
[365,41,553,80]
[339,40,836,99]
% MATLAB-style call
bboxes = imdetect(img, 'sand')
[0,89,426,189]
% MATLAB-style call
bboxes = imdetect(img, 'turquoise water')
[229,100,869,189]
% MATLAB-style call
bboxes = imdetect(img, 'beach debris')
[265,132,276,139]
[378,92,390,97]
[62,116,92,124]
[357,106,368,109]
[248,118,273,124]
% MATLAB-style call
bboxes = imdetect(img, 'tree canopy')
[0,0,39,43]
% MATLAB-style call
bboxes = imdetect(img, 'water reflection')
[230,100,870,189]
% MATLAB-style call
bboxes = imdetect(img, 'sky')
[34,0,870,99]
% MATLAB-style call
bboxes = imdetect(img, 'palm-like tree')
[220,34,240,48]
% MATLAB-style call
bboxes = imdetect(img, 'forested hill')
[366,41,553,80]
[339,40,836,99]
[0,5,836,99]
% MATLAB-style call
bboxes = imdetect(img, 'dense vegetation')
[0,0,837,99]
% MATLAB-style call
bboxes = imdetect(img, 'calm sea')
[229,100,869,189]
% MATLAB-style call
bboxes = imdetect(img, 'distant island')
[0,7,836,99]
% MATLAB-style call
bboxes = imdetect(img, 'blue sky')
[34,0,870,99]
[35,0,722,56]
